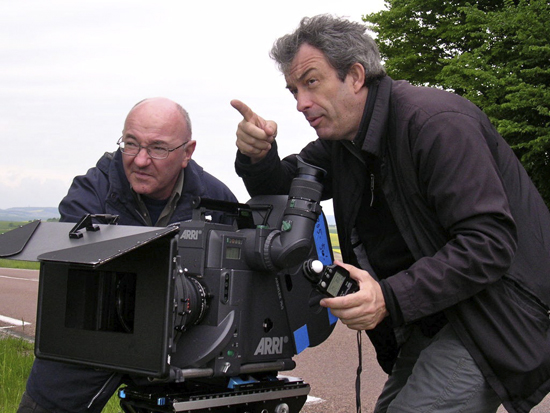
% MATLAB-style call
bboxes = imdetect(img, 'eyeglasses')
[117,137,189,160]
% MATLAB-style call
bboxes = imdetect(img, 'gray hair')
[175,103,192,140]
[270,14,385,86]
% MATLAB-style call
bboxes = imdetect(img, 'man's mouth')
[132,170,152,180]
[306,115,322,128]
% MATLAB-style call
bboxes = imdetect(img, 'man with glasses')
[58,97,236,226]
[18,97,237,413]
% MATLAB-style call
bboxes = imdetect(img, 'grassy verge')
[0,259,39,270]
[0,335,34,412]
[0,335,122,412]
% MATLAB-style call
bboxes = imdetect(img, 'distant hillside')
[0,207,59,222]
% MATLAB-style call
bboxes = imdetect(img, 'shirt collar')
[132,169,185,226]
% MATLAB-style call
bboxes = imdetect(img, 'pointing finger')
[230,99,255,122]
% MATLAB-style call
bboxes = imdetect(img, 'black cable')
[356,330,363,413]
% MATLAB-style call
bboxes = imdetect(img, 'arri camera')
[0,157,339,413]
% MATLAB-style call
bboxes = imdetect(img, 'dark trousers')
[17,392,51,413]
[374,324,501,413]
[19,359,123,413]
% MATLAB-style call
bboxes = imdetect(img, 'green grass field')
[0,220,41,235]
[0,335,34,412]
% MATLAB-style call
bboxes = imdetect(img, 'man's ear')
[348,63,366,93]
[181,140,196,168]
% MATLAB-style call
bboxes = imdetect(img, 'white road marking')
[306,395,325,405]
[0,314,31,326]
[0,275,39,282]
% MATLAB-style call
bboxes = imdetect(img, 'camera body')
[159,194,336,380]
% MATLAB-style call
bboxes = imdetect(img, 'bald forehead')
[124,98,190,141]
[129,98,181,122]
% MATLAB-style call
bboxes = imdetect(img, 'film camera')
[0,158,339,412]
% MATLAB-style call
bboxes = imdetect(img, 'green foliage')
[364,0,504,85]
[364,0,550,207]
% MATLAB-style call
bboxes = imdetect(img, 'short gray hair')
[175,103,192,140]
[270,14,385,86]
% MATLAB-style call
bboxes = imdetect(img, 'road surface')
[0,267,38,339]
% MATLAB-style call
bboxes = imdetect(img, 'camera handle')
[68,214,119,239]
[192,196,266,229]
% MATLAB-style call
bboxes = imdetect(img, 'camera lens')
[115,273,137,333]
[173,274,208,332]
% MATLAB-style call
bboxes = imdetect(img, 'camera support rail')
[119,376,309,413]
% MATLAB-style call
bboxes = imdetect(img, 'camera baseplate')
[119,375,309,413]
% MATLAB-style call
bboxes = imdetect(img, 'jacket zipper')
[370,173,375,207]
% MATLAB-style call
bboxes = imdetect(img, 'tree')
[364,0,550,206]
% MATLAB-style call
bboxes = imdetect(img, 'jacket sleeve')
[58,166,109,223]
[235,139,334,199]
[384,110,518,324]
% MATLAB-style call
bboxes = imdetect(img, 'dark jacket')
[235,76,550,413]
[27,150,237,412]
[59,150,237,224]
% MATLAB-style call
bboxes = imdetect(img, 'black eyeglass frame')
[117,136,189,160]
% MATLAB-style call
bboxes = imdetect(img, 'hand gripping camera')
[0,157,338,412]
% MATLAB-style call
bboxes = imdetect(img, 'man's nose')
[296,92,313,113]
[133,147,152,166]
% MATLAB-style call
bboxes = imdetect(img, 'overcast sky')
[0,0,386,215]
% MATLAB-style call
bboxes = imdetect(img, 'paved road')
[1,267,548,412]
[0,267,38,339]
[292,322,388,412]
